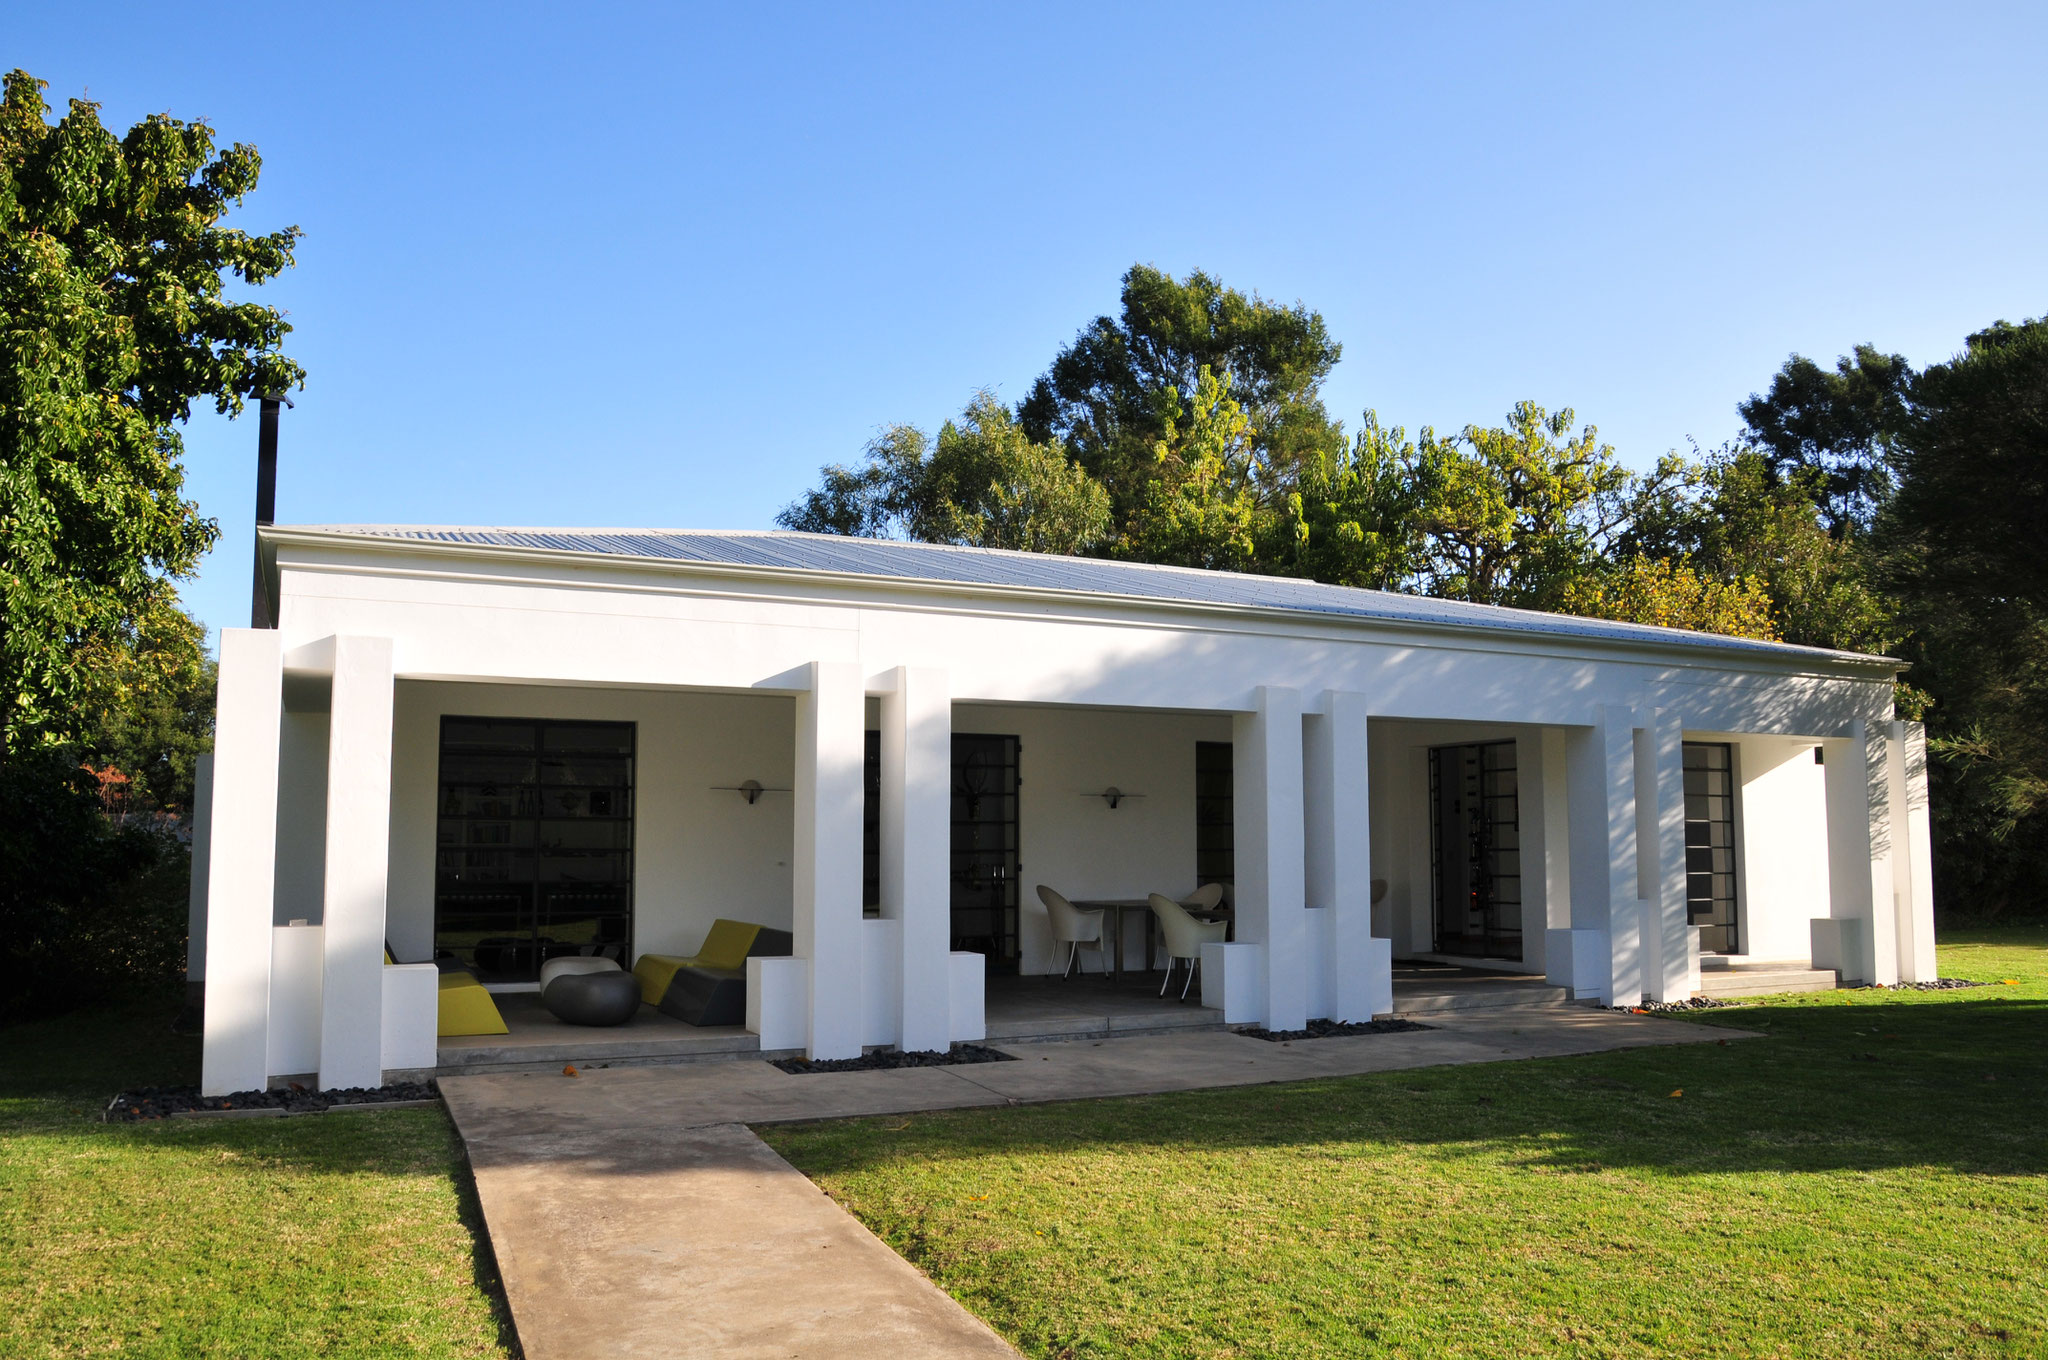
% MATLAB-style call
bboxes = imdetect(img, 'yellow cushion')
[694,919,763,971]
[437,972,509,1036]
[632,954,687,1007]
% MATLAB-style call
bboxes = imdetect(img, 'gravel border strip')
[104,1080,442,1122]
[1234,1018,1435,1042]
[772,1043,1019,1075]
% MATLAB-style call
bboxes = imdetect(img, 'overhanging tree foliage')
[1018,265,1344,526]
[0,68,302,758]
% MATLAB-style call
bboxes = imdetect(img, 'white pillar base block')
[1811,918,1868,982]
[1199,941,1266,1023]
[862,918,902,1050]
[268,924,324,1080]
[1546,927,1619,1002]
[948,952,986,1042]
[748,955,810,1051]
[380,964,438,1072]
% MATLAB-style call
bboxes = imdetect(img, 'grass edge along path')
[762,927,2048,1360]
[0,1003,517,1360]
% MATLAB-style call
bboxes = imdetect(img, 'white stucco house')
[188,525,1935,1096]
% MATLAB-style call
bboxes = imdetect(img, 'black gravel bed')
[1235,1018,1434,1042]
[772,1043,1019,1075]
[1602,997,1736,1013]
[104,1079,441,1121]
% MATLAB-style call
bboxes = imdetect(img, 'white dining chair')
[1038,884,1108,979]
[1147,893,1228,1000]
[1180,882,1224,912]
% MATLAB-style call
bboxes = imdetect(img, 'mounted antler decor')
[712,779,790,805]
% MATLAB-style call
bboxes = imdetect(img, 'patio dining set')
[1037,884,1234,999]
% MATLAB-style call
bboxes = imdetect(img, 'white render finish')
[316,636,397,1091]
[1304,691,1379,1021]
[189,526,1929,1076]
[878,666,952,1051]
[201,629,285,1096]
[1235,687,1309,1032]
[794,661,866,1060]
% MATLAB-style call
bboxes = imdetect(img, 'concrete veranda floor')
[441,1006,1751,1360]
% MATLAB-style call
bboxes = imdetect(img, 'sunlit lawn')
[0,1004,514,1360]
[762,927,2048,1359]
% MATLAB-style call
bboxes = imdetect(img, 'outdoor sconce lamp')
[713,779,790,805]
[1089,786,1144,809]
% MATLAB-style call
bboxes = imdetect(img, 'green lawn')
[762,927,2048,1360]
[0,1004,514,1359]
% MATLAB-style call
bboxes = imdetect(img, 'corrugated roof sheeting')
[287,525,1891,664]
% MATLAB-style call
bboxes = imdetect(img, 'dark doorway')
[1195,740,1234,887]
[862,731,1023,972]
[1683,741,1740,953]
[434,717,635,983]
[1429,740,1522,960]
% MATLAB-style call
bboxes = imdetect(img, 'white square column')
[794,660,866,1059]
[200,629,284,1096]
[1556,704,1645,1004]
[878,666,952,1052]
[1824,720,1900,985]
[1638,708,1694,1002]
[1236,686,1308,1032]
[1305,691,1387,1020]
[1893,721,1938,983]
[317,636,395,1091]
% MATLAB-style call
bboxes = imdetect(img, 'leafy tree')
[0,69,301,758]
[1878,317,2048,915]
[1018,265,1344,522]
[1415,402,1645,609]
[1616,445,1897,656]
[1120,367,1265,571]
[1557,557,1779,641]
[76,601,216,817]
[1738,343,1912,535]
[1263,411,1443,592]
[779,391,1111,554]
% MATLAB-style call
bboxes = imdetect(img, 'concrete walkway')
[442,1007,1747,1360]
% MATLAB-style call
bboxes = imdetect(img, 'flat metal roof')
[278,525,1896,667]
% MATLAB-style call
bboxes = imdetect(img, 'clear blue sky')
[17,2,2048,644]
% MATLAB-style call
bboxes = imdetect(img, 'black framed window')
[1195,741,1234,886]
[1683,741,1739,953]
[434,717,634,983]
[1429,740,1522,960]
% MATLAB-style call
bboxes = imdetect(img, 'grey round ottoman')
[542,967,641,1026]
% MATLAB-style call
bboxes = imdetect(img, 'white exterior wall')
[385,681,797,965]
[188,531,1915,1070]
[1728,735,1832,960]
[953,703,1231,975]
[1366,720,1559,974]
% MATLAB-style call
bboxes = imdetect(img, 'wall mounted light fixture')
[1087,786,1144,809]
[713,779,790,805]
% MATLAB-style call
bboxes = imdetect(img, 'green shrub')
[0,752,190,1021]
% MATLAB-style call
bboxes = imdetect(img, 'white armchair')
[1147,893,1228,1000]
[1037,884,1107,979]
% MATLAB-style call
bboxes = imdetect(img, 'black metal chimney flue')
[251,393,292,628]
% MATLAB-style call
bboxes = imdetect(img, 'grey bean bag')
[542,966,641,1026]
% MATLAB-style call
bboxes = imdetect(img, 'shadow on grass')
[763,994,2048,1182]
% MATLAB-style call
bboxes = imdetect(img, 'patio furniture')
[1067,899,1155,979]
[435,966,510,1037]
[633,919,794,1027]
[540,960,641,1026]
[1147,893,1228,1000]
[1181,883,1225,912]
[1037,885,1108,979]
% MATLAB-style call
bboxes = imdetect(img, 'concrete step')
[1391,981,1574,1015]
[436,1028,781,1077]
[1697,967,1839,999]
[985,1006,1225,1044]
